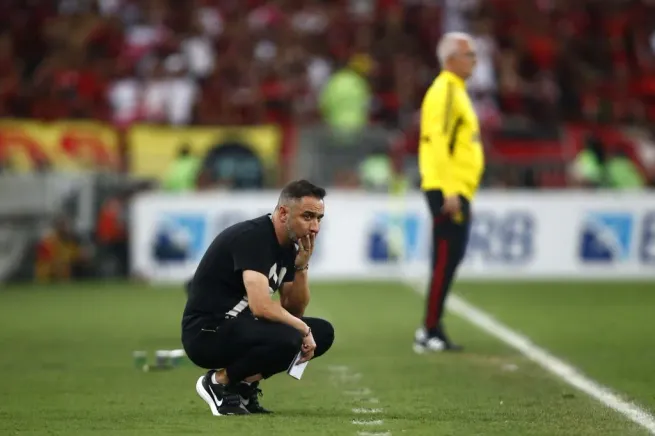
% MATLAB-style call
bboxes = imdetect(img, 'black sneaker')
[195,371,250,416]
[239,381,272,414]
[435,326,464,352]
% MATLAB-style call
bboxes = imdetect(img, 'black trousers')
[182,316,335,383]
[423,190,471,335]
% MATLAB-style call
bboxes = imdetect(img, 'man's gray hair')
[436,32,474,66]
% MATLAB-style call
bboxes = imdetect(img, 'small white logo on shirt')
[268,263,287,292]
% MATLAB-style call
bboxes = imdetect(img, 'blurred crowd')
[1,0,653,130]
[1,0,655,191]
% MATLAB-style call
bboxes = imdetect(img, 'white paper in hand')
[287,351,309,380]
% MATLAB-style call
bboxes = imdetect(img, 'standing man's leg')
[415,191,469,352]
[425,214,468,348]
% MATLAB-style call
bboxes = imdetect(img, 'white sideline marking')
[361,397,380,404]
[330,373,363,382]
[414,283,655,434]
[353,408,383,414]
[327,365,351,373]
[353,419,384,425]
[330,365,391,435]
[344,388,373,396]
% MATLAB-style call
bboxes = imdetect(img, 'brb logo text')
[367,210,535,265]
[465,211,535,264]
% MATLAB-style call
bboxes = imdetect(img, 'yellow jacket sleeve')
[420,81,466,197]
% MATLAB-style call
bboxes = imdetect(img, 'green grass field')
[1,280,654,436]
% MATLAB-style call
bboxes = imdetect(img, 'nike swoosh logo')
[208,386,223,406]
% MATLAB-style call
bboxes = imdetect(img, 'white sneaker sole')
[195,376,221,416]
[413,339,446,354]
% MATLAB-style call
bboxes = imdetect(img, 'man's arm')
[242,270,310,335]
[423,81,467,197]
[232,230,309,335]
[279,234,315,317]
[279,269,310,317]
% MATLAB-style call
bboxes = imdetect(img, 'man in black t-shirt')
[182,180,334,416]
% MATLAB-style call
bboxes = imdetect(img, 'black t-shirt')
[182,214,296,330]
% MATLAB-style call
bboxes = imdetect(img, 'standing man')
[414,32,485,353]
[182,180,335,416]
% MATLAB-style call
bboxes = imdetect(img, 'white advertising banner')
[130,190,655,283]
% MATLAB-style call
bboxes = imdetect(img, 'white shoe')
[414,327,427,342]
[413,328,445,354]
